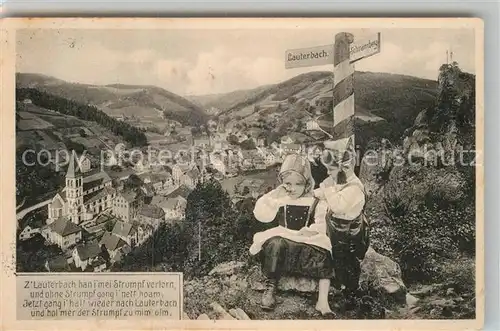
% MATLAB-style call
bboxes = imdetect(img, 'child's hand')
[320,176,336,189]
[298,227,318,237]
[270,185,289,199]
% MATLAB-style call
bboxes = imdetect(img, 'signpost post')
[332,32,355,143]
[285,32,381,146]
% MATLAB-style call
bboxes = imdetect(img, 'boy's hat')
[323,136,353,153]
[322,136,355,164]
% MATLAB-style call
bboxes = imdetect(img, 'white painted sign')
[349,32,381,64]
[285,44,333,69]
[285,32,381,69]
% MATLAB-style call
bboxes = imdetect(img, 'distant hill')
[16,95,138,151]
[196,71,438,145]
[205,71,436,122]
[186,84,274,115]
[16,73,209,127]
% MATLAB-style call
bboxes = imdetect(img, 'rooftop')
[75,242,101,261]
[138,204,165,219]
[83,186,115,205]
[46,255,71,272]
[112,221,137,237]
[118,190,139,203]
[100,231,129,251]
[49,217,83,237]
[165,185,192,199]
[83,170,112,191]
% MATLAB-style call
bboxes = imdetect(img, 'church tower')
[66,153,84,224]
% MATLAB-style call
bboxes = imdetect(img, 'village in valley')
[16,98,299,273]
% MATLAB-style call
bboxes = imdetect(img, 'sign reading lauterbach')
[285,32,381,69]
[285,44,333,69]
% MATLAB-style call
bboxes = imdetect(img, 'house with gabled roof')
[41,216,83,250]
[72,241,106,272]
[181,165,202,189]
[137,205,165,228]
[111,245,133,264]
[133,221,154,245]
[100,230,131,261]
[161,196,187,221]
[164,184,192,200]
[211,158,227,176]
[149,172,172,191]
[19,225,40,241]
[171,162,192,186]
[111,221,138,247]
[112,190,142,222]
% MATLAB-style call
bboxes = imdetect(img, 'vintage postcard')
[0,18,484,330]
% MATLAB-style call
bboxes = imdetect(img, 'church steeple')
[65,151,83,224]
[66,153,77,178]
[66,151,83,179]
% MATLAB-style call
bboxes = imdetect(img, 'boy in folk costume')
[314,137,370,302]
[249,154,335,316]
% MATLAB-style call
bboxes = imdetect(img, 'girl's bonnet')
[279,153,315,193]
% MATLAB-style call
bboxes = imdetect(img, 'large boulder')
[359,247,407,305]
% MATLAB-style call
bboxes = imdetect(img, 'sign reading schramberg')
[285,32,381,69]
[349,32,381,63]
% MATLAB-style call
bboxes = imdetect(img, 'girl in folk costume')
[249,154,335,316]
[314,137,370,300]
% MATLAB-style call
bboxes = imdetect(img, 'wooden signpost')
[285,32,381,145]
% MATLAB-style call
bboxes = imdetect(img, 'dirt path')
[16,199,51,221]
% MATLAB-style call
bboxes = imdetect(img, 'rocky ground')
[183,252,475,320]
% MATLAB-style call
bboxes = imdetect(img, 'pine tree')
[183,179,239,277]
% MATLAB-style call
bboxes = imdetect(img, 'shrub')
[381,203,475,284]
[382,176,417,218]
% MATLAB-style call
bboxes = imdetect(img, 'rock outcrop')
[383,163,467,214]
[402,62,475,168]
[359,247,407,305]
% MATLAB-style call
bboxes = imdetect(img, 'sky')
[16,28,476,96]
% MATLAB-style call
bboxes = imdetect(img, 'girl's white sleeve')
[253,190,282,223]
[322,184,365,220]
[308,199,328,234]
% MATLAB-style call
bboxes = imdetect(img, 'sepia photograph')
[1,17,484,329]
